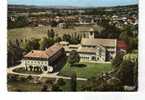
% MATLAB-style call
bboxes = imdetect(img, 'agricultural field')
[8,25,103,42]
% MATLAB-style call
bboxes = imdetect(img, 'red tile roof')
[117,40,128,49]
[24,43,63,59]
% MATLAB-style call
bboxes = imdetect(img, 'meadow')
[8,25,103,42]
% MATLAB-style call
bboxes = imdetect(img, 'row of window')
[82,45,96,48]
[81,56,90,60]
[25,60,48,65]
[96,57,105,61]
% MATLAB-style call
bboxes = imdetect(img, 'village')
[7,4,138,91]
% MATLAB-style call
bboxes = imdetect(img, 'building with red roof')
[117,40,128,52]
[22,43,65,73]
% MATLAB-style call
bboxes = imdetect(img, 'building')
[22,43,65,73]
[60,28,117,62]
[78,38,117,62]
[117,40,128,52]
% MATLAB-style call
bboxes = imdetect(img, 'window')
[43,66,47,71]
[92,56,96,61]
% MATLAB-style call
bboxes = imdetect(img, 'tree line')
[7,29,60,67]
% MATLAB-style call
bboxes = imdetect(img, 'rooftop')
[81,38,117,47]
[77,47,96,54]
[117,40,128,49]
[24,43,63,59]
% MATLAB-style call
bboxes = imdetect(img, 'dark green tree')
[52,84,62,91]
[24,39,40,51]
[41,84,48,92]
[62,34,71,42]
[40,37,49,50]
[55,37,62,43]
[57,78,66,86]
[40,37,55,50]
[115,60,135,86]
[47,29,55,38]
[68,50,80,66]
[112,52,124,69]
[70,72,77,91]
[7,40,24,67]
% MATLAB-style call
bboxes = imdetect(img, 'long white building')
[60,28,117,62]
[22,43,65,73]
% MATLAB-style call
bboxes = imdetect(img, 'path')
[7,64,87,81]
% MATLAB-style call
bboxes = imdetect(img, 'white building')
[60,28,117,62]
[22,43,65,73]
[78,38,117,62]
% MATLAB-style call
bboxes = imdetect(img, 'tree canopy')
[68,50,80,66]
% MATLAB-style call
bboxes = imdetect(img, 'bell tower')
[89,28,95,39]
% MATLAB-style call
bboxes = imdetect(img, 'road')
[7,64,87,81]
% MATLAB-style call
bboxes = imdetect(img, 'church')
[60,28,117,62]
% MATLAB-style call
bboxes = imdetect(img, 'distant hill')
[8,4,81,10]
[8,4,138,10]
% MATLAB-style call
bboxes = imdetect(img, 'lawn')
[59,62,112,79]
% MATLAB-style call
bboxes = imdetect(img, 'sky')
[8,0,138,7]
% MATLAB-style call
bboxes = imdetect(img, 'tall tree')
[115,60,135,86]
[47,29,55,38]
[40,37,55,50]
[24,38,40,51]
[62,34,71,42]
[68,50,80,66]
[112,52,124,69]
[40,37,49,50]
[70,72,77,91]
[8,40,24,67]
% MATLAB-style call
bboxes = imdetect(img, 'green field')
[8,25,103,42]
[59,62,112,79]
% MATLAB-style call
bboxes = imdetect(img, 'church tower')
[89,28,95,39]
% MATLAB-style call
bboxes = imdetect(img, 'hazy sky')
[8,0,138,7]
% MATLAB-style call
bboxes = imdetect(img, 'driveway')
[7,64,87,81]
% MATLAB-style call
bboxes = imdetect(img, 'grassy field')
[59,62,112,79]
[8,25,103,42]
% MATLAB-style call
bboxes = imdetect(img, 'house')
[22,43,65,73]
